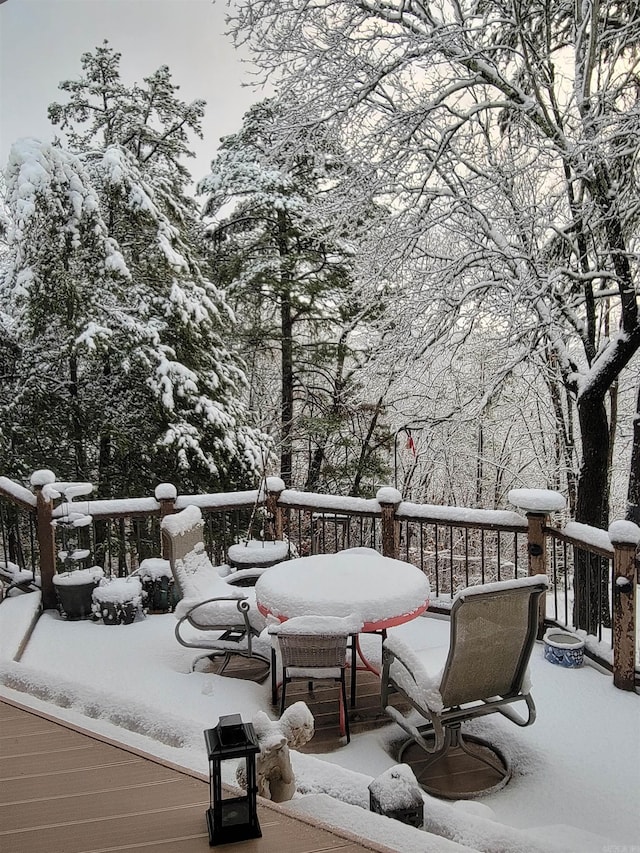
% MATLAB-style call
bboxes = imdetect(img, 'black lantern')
[204,714,262,846]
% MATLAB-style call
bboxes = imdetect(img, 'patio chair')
[161,506,269,676]
[381,575,547,798]
[269,614,363,744]
[0,561,40,600]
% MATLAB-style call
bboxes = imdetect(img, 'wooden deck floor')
[0,698,395,853]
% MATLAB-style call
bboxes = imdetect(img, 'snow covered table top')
[255,547,430,631]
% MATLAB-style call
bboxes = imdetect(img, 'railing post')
[31,470,57,611]
[155,484,177,559]
[265,477,286,541]
[609,523,639,691]
[508,489,566,641]
[525,512,548,639]
[377,487,402,559]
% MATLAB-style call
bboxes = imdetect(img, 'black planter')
[54,580,99,621]
[141,576,180,613]
[96,600,138,625]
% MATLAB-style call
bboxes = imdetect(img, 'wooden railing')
[1,474,637,691]
[0,476,39,579]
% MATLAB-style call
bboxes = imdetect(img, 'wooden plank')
[0,715,62,737]
[0,758,177,802]
[1,741,144,779]
[1,726,97,757]
[1,775,207,832]
[0,803,209,853]
[0,701,382,853]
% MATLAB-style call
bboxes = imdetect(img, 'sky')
[0,0,266,183]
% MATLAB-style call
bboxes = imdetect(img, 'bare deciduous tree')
[231,1,640,630]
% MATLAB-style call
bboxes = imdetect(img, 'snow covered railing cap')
[266,476,285,493]
[30,469,56,488]
[508,488,566,514]
[0,476,37,509]
[608,520,640,547]
[155,483,177,501]
[376,486,402,505]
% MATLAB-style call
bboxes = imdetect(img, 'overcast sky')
[0,0,266,183]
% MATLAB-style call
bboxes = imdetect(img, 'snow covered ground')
[1,592,638,853]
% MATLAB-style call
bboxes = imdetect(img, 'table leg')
[349,630,387,708]
[350,634,357,707]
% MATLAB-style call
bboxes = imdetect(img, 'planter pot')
[137,558,180,613]
[54,580,99,620]
[92,576,144,626]
[53,568,104,621]
[141,576,180,614]
[543,629,585,668]
[96,599,138,625]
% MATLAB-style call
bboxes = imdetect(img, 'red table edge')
[257,598,430,631]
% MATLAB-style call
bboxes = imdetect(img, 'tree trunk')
[626,383,640,524]
[277,205,294,487]
[606,381,618,508]
[574,388,611,633]
[305,327,349,492]
[351,397,384,497]
[279,288,294,486]
[547,358,577,514]
[576,390,610,528]
[475,420,483,507]
[69,351,86,478]
[305,444,325,491]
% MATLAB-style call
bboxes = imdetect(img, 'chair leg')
[280,673,287,715]
[340,673,350,743]
[271,648,278,705]
[350,634,357,708]
[216,651,233,677]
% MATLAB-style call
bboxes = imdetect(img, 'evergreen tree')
[0,138,134,481]
[199,99,388,491]
[1,45,269,495]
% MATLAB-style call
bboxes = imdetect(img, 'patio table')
[255,548,430,706]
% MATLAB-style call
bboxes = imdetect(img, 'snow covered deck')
[0,593,638,852]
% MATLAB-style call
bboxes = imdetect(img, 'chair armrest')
[182,595,250,619]
[382,636,446,714]
[383,635,431,687]
[381,638,422,704]
[225,568,270,587]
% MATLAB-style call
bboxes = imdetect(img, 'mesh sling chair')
[0,561,40,599]
[381,575,547,798]
[269,614,363,744]
[161,505,270,676]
